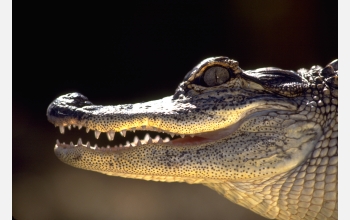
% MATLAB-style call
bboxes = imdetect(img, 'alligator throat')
[47,57,338,219]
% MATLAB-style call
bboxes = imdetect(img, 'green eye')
[203,66,230,86]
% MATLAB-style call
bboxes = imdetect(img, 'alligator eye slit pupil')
[197,65,231,87]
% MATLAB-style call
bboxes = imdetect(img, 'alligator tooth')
[190,134,194,138]
[59,125,65,134]
[56,139,60,145]
[133,136,139,143]
[154,135,163,143]
[86,141,90,148]
[78,125,82,130]
[107,145,110,149]
[131,127,136,133]
[77,138,83,145]
[67,125,71,130]
[107,131,115,141]
[92,144,98,150]
[180,134,185,138]
[95,131,101,139]
[154,135,160,142]
[170,133,175,138]
[70,141,74,147]
[163,137,170,142]
[72,125,76,128]
[141,125,146,130]
[147,138,152,144]
[144,133,150,141]
[86,127,90,133]
[125,141,130,147]
[120,130,127,137]
[118,144,123,148]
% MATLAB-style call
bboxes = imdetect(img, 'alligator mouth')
[49,92,294,152]
[47,92,247,152]
[53,120,243,151]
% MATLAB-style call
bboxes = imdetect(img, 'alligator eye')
[202,66,230,86]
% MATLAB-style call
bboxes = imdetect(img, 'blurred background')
[13,1,337,219]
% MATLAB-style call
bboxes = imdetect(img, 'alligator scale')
[47,57,338,219]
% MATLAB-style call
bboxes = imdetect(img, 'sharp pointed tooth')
[107,145,110,149]
[147,138,153,144]
[62,142,65,145]
[107,131,115,141]
[154,135,163,143]
[59,125,65,134]
[78,125,82,130]
[180,134,185,138]
[93,144,98,149]
[170,133,175,138]
[144,133,150,141]
[141,125,146,130]
[70,141,74,147]
[119,144,123,148]
[163,137,170,142]
[125,141,130,147]
[86,141,90,148]
[78,138,83,145]
[67,125,71,130]
[190,134,194,138]
[86,127,90,133]
[95,131,101,139]
[56,139,60,145]
[120,130,126,137]
[136,140,142,146]
[133,136,139,143]
[132,127,136,132]
[72,125,76,128]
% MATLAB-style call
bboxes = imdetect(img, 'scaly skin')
[47,57,338,219]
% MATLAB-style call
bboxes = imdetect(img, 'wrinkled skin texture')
[47,57,338,219]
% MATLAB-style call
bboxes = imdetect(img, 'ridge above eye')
[243,67,302,84]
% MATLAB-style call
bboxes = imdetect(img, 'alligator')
[47,57,338,219]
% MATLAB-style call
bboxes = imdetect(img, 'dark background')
[13,1,337,219]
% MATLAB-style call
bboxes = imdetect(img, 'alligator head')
[47,57,338,219]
